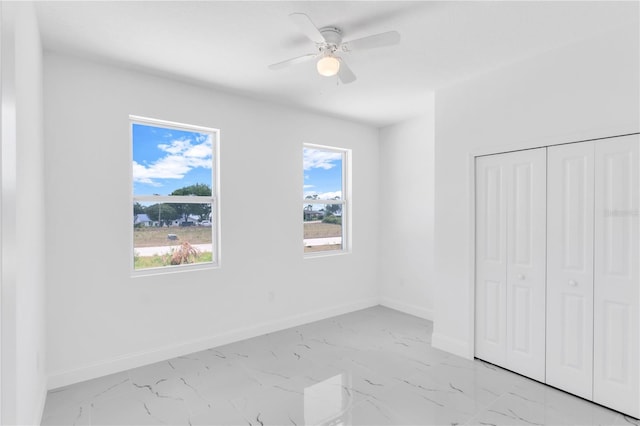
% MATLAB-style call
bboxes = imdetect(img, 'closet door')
[476,154,508,366]
[476,148,546,381]
[504,149,547,382]
[593,135,639,418]
[546,142,594,399]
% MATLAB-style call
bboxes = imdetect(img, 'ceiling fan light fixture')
[316,55,340,77]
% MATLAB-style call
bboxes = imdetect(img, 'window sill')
[304,250,351,259]
[132,261,219,278]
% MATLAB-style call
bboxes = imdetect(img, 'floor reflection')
[304,373,352,426]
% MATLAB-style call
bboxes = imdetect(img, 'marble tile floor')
[41,306,638,426]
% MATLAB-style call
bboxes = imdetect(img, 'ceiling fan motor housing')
[319,27,342,49]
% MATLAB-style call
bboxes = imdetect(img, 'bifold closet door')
[476,154,508,367]
[593,134,639,418]
[546,142,594,400]
[476,148,546,381]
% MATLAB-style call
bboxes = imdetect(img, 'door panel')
[561,294,585,369]
[603,302,630,384]
[513,163,532,266]
[512,285,531,353]
[546,142,594,399]
[484,167,503,262]
[594,135,639,418]
[475,156,508,366]
[506,149,546,382]
[483,280,502,343]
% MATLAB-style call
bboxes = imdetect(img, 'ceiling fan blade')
[342,31,401,51]
[289,13,325,43]
[337,58,356,84]
[268,53,317,70]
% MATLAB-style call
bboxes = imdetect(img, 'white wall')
[433,24,640,357]
[1,2,47,425]
[378,100,435,320]
[44,53,380,388]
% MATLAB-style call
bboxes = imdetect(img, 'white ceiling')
[35,1,638,127]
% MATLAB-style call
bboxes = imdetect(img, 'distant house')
[134,214,152,227]
[303,210,324,221]
[169,214,201,227]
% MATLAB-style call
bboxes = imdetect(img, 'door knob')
[568,280,577,287]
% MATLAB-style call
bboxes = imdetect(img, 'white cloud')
[132,162,161,186]
[303,148,341,170]
[133,135,212,186]
[157,139,191,155]
[303,184,315,189]
[185,143,211,160]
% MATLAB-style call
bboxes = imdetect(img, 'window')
[131,116,219,272]
[303,144,350,255]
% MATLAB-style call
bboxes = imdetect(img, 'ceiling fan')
[268,13,401,84]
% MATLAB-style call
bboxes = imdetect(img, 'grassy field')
[303,221,341,238]
[134,223,340,255]
[304,244,341,253]
[133,226,212,247]
[304,222,342,253]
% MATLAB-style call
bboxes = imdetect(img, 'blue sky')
[303,147,343,201]
[132,123,213,196]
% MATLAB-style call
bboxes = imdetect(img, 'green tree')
[171,183,212,197]
[324,196,341,216]
[146,203,179,226]
[134,202,146,215]
[171,184,212,222]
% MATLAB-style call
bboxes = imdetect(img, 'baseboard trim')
[47,298,379,390]
[379,298,433,321]
[431,332,472,359]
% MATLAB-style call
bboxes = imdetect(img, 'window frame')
[303,143,351,257]
[130,115,220,275]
